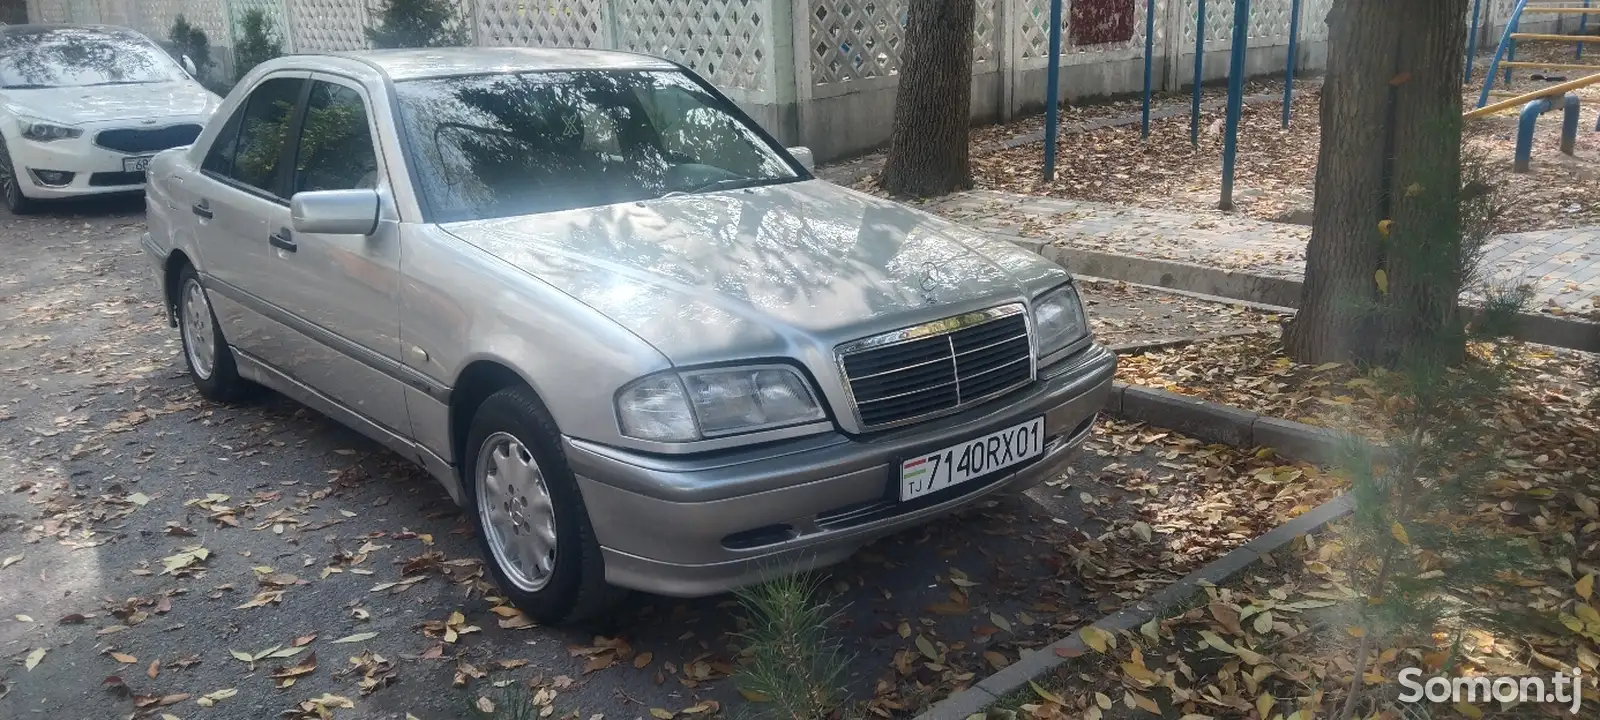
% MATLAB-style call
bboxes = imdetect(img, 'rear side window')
[223,77,304,196]
[290,81,380,194]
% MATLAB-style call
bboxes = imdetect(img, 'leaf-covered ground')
[831,45,1600,236]
[992,500,1600,720]
[0,201,1333,719]
[1027,334,1600,718]
[1075,280,1285,349]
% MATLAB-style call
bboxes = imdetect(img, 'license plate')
[899,416,1045,501]
[123,156,152,173]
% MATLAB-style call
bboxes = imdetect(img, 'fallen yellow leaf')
[1080,626,1111,653]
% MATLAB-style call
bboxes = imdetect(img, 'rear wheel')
[0,137,38,215]
[177,264,253,402]
[466,387,624,624]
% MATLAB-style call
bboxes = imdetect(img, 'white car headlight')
[20,119,82,142]
[1032,284,1088,358]
[617,365,825,442]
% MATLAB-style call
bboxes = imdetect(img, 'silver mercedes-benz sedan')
[141,47,1116,623]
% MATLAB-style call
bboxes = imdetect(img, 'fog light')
[29,169,74,187]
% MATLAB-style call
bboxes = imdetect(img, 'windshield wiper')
[83,80,156,87]
[0,83,52,90]
[658,175,795,200]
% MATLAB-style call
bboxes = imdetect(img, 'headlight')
[617,365,826,442]
[20,120,82,142]
[1032,284,1087,358]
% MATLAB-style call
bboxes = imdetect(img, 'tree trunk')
[1283,0,1468,367]
[879,0,976,197]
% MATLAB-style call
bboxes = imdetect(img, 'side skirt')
[233,348,464,506]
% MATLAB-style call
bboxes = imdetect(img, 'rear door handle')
[191,201,213,219]
[269,228,297,253]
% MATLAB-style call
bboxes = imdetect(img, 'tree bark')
[879,0,976,198]
[1284,0,1468,367]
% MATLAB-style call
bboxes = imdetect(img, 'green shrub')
[233,8,283,81]
[365,0,469,49]
[168,14,212,75]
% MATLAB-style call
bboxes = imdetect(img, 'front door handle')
[191,201,213,219]
[269,228,297,253]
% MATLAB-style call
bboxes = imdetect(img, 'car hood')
[2,81,216,124]
[439,180,1067,365]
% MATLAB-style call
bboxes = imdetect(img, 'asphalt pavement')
[0,199,1151,720]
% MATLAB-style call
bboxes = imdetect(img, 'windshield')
[393,69,802,222]
[0,27,187,89]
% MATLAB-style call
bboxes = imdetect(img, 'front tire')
[466,387,624,624]
[0,137,38,215]
[177,265,252,402]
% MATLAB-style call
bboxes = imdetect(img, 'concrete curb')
[916,489,1353,720]
[1107,381,1366,466]
[1105,328,1272,356]
[1038,245,1600,353]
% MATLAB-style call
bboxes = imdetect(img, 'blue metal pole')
[1466,0,1482,83]
[1514,97,1553,172]
[1282,0,1301,128]
[1479,0,1532,107]
[1505,3,1526,88]
[1581,0,1591,61]
[1043,0,1064,181]
[1562,93,1581,155]
[1190,0,1206,147]
[1506,38,1517,86]
[1141,0,1157,139]
[1220,0,1249,210]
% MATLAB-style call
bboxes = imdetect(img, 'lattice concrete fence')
[21,0,1560,162]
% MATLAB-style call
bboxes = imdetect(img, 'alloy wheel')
[476,432,559,592]
[181,278,217,380]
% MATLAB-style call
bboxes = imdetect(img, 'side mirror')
[787,146,815,172]
[180,54,198,77]
[291,189,379,236]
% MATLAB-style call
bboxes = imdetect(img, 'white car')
[0,23,221,213]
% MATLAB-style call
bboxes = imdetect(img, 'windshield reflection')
[394,69,800,222]
[0,26,186,89]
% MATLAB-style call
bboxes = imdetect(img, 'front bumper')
[7,125,198,200]
[565,343,1117,597]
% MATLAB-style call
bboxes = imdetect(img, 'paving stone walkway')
[929,189,1600,318]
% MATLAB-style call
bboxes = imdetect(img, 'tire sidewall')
[464,390,594,622]
[175,265,240,400]
[0,138,32,215]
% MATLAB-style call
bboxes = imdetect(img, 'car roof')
[326,47,679,82]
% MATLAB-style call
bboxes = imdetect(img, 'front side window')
[224,77,304,196]
[0,27,189,89]
[393,69,800,222]
[290,81,380,194]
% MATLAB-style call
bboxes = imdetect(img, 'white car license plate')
[899,416,1045,501]
[123,156,152,173]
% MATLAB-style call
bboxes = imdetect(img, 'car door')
[260,76,409,436]
[184,74,306,356]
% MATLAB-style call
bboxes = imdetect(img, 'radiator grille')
[839,306,1033,429]
[94,124,203,154]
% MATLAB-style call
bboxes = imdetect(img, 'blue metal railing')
[1478,0,1533,108]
